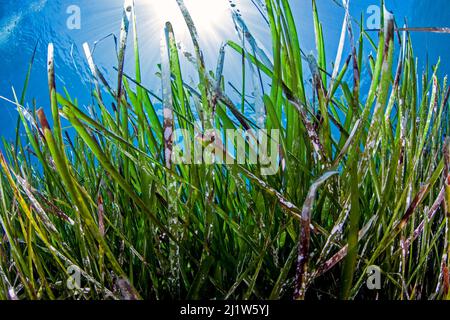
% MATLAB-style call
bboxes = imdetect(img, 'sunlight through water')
[76,0,271,94]
[1,0,450,139]
[142,0,233,45]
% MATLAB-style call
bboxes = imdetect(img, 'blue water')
[0,0,449,140]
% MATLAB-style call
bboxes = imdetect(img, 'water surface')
[0,0,449,139]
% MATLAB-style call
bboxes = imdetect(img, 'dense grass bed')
[0,0,449,300]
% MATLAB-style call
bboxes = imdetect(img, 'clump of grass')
[0,0,449,300]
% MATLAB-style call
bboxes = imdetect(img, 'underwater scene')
[0,0,450,301]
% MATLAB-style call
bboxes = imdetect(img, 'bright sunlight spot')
[142,0,233,46]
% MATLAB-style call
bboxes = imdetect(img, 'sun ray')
[77,0,270,89]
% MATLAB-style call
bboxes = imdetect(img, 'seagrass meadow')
[0,0,450,300]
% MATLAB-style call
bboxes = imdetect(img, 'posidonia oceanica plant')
[0,0,449,300]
